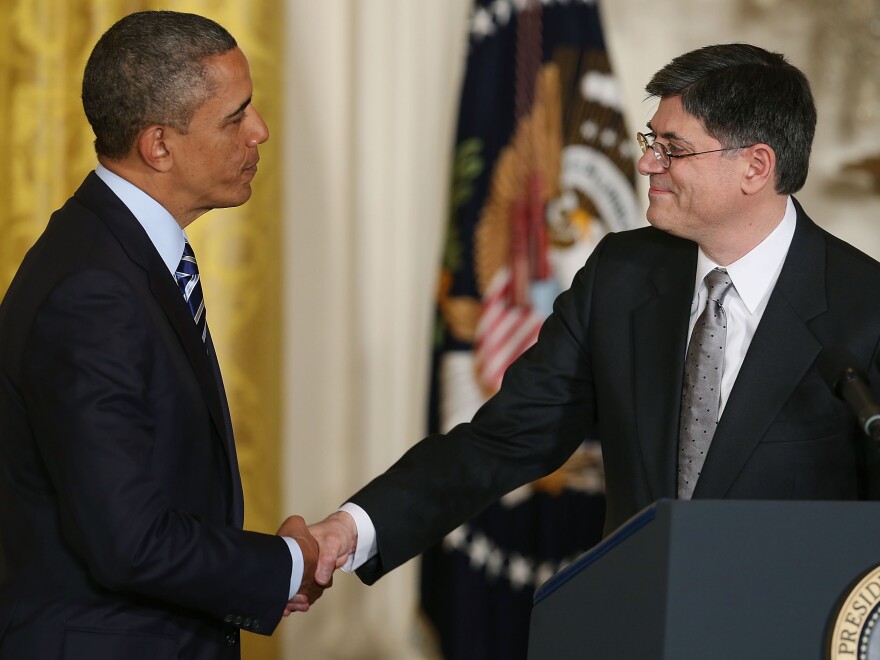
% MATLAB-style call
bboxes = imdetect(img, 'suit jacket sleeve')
[20,268,291,633]
[351,235,612,584]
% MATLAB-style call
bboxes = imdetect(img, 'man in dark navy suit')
[0,11,322,659]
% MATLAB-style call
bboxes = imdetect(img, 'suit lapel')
[73,174,236,466]
[693,202,827,497]
[632,245,697,500]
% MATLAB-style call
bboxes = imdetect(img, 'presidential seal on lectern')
[831,565,880,660]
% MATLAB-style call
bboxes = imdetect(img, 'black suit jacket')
[350,199,880,584]
[0,173,291,659]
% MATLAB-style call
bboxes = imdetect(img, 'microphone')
[817,347,880,439]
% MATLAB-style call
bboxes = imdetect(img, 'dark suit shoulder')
[0,176,154,377]
[585,226,696,292]
[822,227,880,282]
[10,176,140,281]
[599,225,695,262]
[789,205,880,314]
[792,197,880,281]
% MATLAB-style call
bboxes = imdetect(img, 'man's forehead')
[647,99,706,143]
[201,48,253,116]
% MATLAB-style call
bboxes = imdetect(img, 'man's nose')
[637,148,664,176]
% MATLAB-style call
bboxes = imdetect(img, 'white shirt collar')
[693,196,797,313]
[95,164,185,277]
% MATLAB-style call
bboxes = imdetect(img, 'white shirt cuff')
[281,536,304,599]
[338,502,377,573]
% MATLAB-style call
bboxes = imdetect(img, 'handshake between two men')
[278,512,360,615]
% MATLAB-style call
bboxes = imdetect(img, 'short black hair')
[646,43,816,194]
[82,11,237,159]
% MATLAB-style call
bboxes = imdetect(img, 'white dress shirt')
[343,197,798,572]
[95,165,304,599]
[689,196,797,416]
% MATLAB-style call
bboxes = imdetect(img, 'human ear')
[136,125,173,173]
[741,144,776,195]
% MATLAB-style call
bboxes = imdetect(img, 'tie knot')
[178,239,199,276]
[705,268,732,306]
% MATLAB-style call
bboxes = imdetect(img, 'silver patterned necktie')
[677,267,733,499]
[174,238,208,344]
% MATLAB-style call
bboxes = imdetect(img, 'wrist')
[330,510,358,554]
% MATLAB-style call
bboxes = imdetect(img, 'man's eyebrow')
[646,121,695,148]
[225,97,251,120]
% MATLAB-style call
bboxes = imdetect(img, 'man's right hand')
[281,511,358,616]
[309,510,359,586]
[277,515,326,613]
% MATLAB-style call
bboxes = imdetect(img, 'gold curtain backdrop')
[0,2,283,658]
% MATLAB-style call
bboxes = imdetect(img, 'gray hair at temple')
[82,10,237,160]
[646,43,816,195]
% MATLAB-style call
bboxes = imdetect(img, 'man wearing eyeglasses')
[297,43,880,596]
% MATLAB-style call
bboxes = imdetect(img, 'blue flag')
[422,1,640,657]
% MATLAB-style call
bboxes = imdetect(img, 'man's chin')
[645,208,666,229]
[217,187,254,210]
[646,211,686,238]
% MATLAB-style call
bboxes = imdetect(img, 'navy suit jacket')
[349,199,880,584]
[0,173,291,659]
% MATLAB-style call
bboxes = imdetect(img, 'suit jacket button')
[234,615,243,625]
[244,618,252,628]
[252,620,261,631]
[224,614,234,623]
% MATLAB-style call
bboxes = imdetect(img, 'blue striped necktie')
[175,238,208,344]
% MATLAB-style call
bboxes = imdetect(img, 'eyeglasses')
[637,132,752,169]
